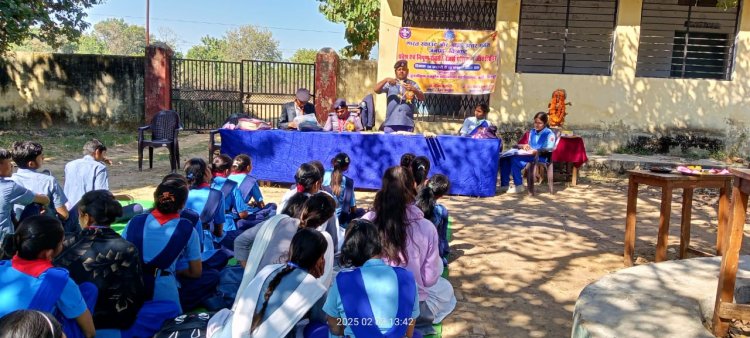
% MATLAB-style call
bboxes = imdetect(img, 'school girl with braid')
[322,152,365,226]
[207,228,329,338]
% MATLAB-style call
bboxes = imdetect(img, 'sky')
[85,0,357,59]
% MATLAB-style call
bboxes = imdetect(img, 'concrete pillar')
[144,45,173,124]
[314,48,339,122]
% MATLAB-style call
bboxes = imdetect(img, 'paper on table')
[500,149,534,158]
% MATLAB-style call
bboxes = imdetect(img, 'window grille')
[516,0,619,75]
[636,0,740,80]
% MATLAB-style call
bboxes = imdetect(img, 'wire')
[87,13,345,34]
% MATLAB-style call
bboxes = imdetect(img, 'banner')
[396,27,499,95]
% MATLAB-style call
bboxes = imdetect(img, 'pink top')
[363,204,443,301]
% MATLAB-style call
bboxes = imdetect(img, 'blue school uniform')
[323,259,420,337]
[0,259,87,319]
[63,155,108,207]
[500,127,557,187]
[432,204,450,264]
[122,214,202,313]
[185,187,226,248]
[322,170,356,218]
[211,176,248,231]
[227,173,264,206]
[11,168,67,219]
[0,178,35,238]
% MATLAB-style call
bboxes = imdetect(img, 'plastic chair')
[525,129,562,196]
[208,129,221,163]
[138,110,181,172]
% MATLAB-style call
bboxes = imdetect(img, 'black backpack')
[154,312,214,338]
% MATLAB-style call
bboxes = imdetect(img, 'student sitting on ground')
[410,155,431,188]
[208,228,329,338]
[122,179,202,314]
[63,139,142,224]
[400,153,416,168]
[234,193,309,268]
[0,148,49,247]
[0,310,63,338]
[184,158,226,256]
[417,174,452,267]
[322,152,365,227]
[236,192,336,296]
[54,190,179,338]
[278,162,342,253]
[10,141,72,232]
[363,166,454,336]
[228,154,276,223]
[211,154,250,232]
[324,219,420,338]
[0,215,96,338]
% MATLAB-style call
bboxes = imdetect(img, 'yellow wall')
[377,0,750,151]
[336,59,378,105]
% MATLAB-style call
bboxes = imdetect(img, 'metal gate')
[171,58,315,130]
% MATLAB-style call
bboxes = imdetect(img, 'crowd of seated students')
[0,136,457,337]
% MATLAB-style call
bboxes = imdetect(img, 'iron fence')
[171,58,315,130]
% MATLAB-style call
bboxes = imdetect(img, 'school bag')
[548,89,567,128]
[125,214,194,300]
[154,312,214,338]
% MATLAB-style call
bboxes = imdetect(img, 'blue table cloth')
[219,130,501,197]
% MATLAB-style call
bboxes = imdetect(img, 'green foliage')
[316,0,379,60]
[717,0,739,9]
[0,0,102,54]
[90,18,147,56]
[185,26,282,62]
[186,36,227,61]
[289,48,318,63]
[222,25,282,62]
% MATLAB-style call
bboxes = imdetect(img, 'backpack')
[548,89,567,128]
[154,312,214,338]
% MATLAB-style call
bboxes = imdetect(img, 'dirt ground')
[36,132,750,338]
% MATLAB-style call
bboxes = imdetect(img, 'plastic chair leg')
[148,147,153,169]
[138,145,143,171]
[548,163,554,194]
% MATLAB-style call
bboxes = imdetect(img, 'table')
[623,170,732,267]
[712,168,750,336]
[552,136,588,185]
[219,130,502,197]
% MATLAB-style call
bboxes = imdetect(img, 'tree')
[0,0,102,54]
[186,36,226,61]
[222,25,282,62]
[289,48,318,63]
[75,34,107,54]
[90,18,147,56]
[316,0,379,60]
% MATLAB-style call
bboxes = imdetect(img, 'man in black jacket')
[277,88,316,129]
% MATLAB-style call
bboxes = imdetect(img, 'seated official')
[459,103,492,136]
[323,99,363,132]
[278,88,316,130]
[499,112,557,194]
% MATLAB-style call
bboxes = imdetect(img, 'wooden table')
[712,168,750,336]
[551,136,588,186]
[623,170,732,267]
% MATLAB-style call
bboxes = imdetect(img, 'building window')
[636,0,740,80]
[402,0,497,122]
[516,0,619,75]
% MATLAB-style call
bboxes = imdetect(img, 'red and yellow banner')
[396,27,499,95]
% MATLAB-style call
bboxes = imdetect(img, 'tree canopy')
[0,0,102,54]
[289,48,318,63]
[185,25,282,62]
[316,0,379,60]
